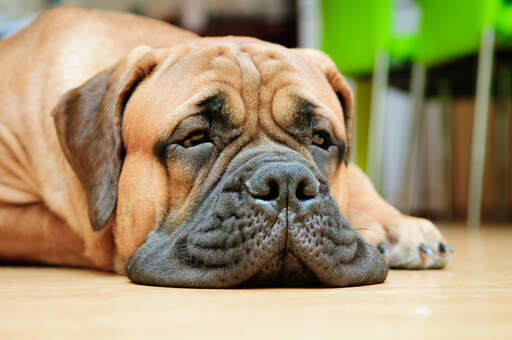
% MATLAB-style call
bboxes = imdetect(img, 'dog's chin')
[125,159,388,288]
[240,251,320,287]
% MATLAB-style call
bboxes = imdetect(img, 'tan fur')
[0,7,197,268]
[0,7,449,272]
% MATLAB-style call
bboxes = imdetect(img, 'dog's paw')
[353,216,452,269]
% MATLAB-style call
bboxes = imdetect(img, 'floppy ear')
[52,46,163,231]
[292,48,354,164]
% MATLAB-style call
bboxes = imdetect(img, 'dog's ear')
[52,46,164,231]
[292,48,354,164]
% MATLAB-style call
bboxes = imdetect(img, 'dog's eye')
[181,130,209,147]
[311,130,332,149]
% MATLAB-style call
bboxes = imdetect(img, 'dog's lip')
[259,249,305,272]
[240,250,321,287]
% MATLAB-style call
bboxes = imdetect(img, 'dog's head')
[53,38,387,287]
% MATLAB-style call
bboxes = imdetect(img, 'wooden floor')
[1,223,511,340]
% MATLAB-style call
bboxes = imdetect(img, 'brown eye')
[181,130,209,147]
[312,130,331,149]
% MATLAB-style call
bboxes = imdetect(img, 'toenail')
[439,243,454,254]
[377,243,390,255]
[439,243,452,254]
[419,244,433,256]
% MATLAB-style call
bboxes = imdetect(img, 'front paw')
[353,216,453,269]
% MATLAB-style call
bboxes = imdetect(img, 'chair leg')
[494,67,511,219]
[439,80,453,219]
[400,62,426,213]
[367,50,389,193]
[467,26,495,230]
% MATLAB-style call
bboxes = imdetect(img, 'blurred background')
[1,0,511,228]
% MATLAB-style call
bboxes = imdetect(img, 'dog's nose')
[244,163,319,208]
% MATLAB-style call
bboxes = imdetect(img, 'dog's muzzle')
[125,153,387,288]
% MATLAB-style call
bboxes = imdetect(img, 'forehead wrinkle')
[158,82,244,136]
[151,45,192,79]
[154,43,239,84]
[258,59,297,85]
[235,51,262,126]
[124,78,243,152]
[127,45,246,137]
[207,57,242,90]
[260,48,344,122]
[248,50,313,144]
[271,67,346,140]
[265,81,346,143]
[295,58,345,125]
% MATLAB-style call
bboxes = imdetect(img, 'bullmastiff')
[0,7,451,287]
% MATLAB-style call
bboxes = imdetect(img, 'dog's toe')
[377,243,390,256]
[387,218,452,269]
[354,216,452,269]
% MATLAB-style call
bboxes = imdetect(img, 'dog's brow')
[198,95,225,114]
[293,97,316,130]
[298,98,317,114]
[198,94,241,134]
[276,97,317,143]
[197,94,233,126]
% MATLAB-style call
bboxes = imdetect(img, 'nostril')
[253,179,280,201]
[296,180,317,201]
[245,163,320,205]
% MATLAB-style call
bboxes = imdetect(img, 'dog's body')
[0,8,199,270]
[0,7,450,287]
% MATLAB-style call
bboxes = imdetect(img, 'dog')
[0,7,451,287]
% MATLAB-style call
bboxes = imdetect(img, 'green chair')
[405,0,512,229]
[322,0,512,228]
[320,0,416,192]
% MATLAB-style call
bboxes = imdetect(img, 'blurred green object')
[321,0,389,75]
[320,0,416,76]
[416,0,512,66]
[321,0,417,191]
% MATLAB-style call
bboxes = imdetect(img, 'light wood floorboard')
[1,224,511,339]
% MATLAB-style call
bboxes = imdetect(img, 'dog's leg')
[0,203,94,267]
[346,163,452,269]
[0,123,92,267]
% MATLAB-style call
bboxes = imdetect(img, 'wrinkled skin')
[127,149,387,287]
[110,40,390,288]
